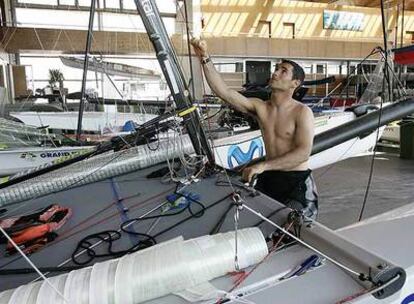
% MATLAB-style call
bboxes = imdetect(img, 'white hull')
[9,112,158,133]
[0,146,94,176]
[60,56,161,80]
[381,123,401,143]
[212,112,381,170]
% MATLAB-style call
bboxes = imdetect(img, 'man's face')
[269,62,300,91]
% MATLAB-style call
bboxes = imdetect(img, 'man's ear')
[292,79,300,88]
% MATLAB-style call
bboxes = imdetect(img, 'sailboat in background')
[0,117,94,176]
[9,57,164,135]
[60,56,162,80]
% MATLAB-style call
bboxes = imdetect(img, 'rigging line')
[0,111,183,213]
[66,191,231,266]
[358,89,384,222]
[31,198,172,282]
[313,48,380,109]
[84,22,168,143]
[378,1,391,100]
[177,0,196,97]
[165,127,183,182]
[314,137,359,180]
[65,186,224,267]
[0,226,71,304]
[168,0,209,158]
[16,90,34,113]
[0,113,172,195]
[176,6,220,165]
[56,188,172,243]
[310,82,343,109]
[225,221,294,298]
[340,49,380,104]
[151,192,233,239]
[76,0,97,140]
[335,273,401,304]
[0,146,129,220]
[0,192,138,271]
[0,187,172,272]
[204,106,223,121]
[358,3,389,222]
[240,202,362,278]
[378,50,407,96]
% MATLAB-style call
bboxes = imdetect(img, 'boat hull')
[0,146,95,176]
[212,112,383,170]
[10,112,158,132]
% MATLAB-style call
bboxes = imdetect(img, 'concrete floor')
[315,152,414,229]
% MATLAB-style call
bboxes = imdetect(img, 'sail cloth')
[358,58,385,104]
[393,45,414,65]
[0,135,195,207]
[0,228,268,304]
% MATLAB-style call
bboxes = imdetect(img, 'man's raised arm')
[191,38,260,115]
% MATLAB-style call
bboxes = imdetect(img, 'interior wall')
[200,0,413,45]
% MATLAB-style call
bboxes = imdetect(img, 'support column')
[5,0,16,104]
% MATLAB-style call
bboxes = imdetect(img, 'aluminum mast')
[133,0,214,163]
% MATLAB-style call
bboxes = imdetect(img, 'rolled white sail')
[0,228,268,304]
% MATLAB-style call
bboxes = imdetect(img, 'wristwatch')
[201,56,211,64]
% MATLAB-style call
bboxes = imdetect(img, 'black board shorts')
[256,169,318,219]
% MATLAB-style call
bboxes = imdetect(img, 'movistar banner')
[227,139,264,169]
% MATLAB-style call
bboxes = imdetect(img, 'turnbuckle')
[232,192,244,210]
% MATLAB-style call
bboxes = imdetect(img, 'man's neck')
[269,89,294,107]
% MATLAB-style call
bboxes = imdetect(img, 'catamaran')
[0,118,94,176]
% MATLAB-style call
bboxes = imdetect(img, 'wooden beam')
[205,36,380,60]
[0,26,380,59]
[0,26,155,54]
[13,2,176,18]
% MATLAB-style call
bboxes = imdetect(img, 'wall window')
[15,0,177,31]
[282,22,295,39]
[17,0,57,4]
[406,31,414,44]
[13,0,180,102]
[104,0,120,9]
[257,20,271,38]
[59,0,76,5]
[316,64,325,74]
[16,0,176,13]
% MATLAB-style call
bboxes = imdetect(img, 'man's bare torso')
[255,99,310,171]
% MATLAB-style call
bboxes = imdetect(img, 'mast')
[76,0,97,141]
[133,0,214,163]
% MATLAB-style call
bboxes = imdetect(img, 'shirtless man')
[191,38,318,219]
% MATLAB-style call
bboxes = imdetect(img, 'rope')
[0,226,71,304]
[335,274,401,304]
[69,191,233,266]
[214,221,294,304]
[241,202,361,277]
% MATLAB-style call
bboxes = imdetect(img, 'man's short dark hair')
[281,59,305,86]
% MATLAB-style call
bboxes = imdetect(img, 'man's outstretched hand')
[242,163,265,183]
[190,38,208,58]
